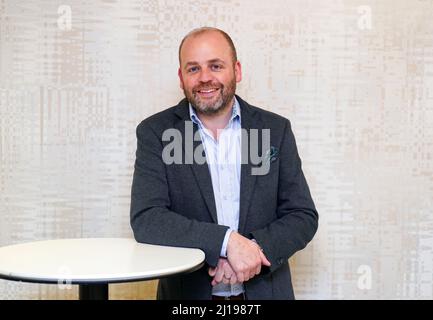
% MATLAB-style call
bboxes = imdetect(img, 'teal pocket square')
[266,146,279,163]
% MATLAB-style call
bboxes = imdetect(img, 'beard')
[183,77,236,116]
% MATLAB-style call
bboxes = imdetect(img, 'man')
[130,27,318,300]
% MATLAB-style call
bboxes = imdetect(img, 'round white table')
[0,238,205,300]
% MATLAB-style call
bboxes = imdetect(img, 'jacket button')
[277,258,284,265]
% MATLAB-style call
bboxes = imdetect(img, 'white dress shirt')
[189,98,244,297]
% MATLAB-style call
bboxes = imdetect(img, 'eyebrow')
[183,59,226,69]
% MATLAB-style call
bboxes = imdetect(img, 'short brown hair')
[178,27,238,66]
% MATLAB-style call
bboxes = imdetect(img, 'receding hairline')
[178,27,238,66]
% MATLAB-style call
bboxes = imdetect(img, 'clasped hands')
[208,232,271,286]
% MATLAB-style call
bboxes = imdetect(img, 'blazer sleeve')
[250,119,319,273]
[130,120,229,267]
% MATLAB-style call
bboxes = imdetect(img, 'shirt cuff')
[220,229,234,257]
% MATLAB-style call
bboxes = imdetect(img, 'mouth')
[195,87,220,98]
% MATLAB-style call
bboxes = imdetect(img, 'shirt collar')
[189,97,241,127]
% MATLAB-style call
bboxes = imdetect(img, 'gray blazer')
[130,95,318,300]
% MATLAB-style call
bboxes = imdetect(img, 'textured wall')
[1,0,433,299]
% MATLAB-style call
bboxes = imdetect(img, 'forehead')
[180,31,232,64]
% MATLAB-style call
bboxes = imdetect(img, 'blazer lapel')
[237,96,263,235]
[174,100,218,223]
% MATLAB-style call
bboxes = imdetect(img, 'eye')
[187,66,199,73]
[211,64,222,71]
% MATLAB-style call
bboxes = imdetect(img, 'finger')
[222,277,230,285]
[250,269,257,280]
[230,275,239,285]
[260,251,272,266]
[249,269,257,281]
[215,269,225,283]
[222,265,233,280]
[243,272,250,282]
[208,268,216,277]
[255,265,261,275]
[236,272,245,283]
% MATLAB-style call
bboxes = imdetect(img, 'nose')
[198,67,213,83]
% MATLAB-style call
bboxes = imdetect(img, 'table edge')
[0,261,205,285]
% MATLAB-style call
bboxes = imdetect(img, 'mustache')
[193,83,223,92]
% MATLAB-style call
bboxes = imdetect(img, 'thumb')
[260,251,272,267]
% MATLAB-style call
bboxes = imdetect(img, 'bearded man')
[130,27,318,300]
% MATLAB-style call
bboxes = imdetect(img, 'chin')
[198,106,222,115]
[195,100,224,115]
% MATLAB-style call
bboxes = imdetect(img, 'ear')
[234,61,242,83]
[178,68,184,90]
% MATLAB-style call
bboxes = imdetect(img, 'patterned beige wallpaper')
[1,0,432,299]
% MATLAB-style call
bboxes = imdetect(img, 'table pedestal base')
[79,284,108,300]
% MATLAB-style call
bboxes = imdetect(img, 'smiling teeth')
[199,89,217,93]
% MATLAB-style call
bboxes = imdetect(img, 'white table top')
[0,238,205,284]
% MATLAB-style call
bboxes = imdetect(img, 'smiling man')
[130,27,318,300]
[178,30,240,118]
